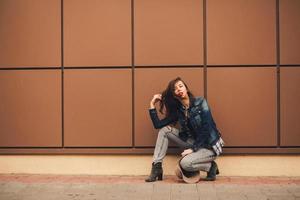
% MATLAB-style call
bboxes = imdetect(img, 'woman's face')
[174,80,188,99]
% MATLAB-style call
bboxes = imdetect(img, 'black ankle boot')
[145,162,163,182]
[203,161,219,181]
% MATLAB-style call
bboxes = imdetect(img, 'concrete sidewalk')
[0,174,300,200]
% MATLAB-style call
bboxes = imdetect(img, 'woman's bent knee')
[180,157,194,172]
[158,126,172,136]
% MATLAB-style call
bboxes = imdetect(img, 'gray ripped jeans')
[153,126,217,172]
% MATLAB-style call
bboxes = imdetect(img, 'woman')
[145,77,224,183]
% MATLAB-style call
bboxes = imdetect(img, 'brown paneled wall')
[0,0,299,154]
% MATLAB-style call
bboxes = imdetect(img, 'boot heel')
[213,161,220,175]
[145,162,163,182]
[157,173,163,181]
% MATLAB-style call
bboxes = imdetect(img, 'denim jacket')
[149,96,221,152]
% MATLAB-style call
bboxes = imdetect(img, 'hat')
[174,158,200,184]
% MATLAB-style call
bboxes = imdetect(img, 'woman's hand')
[181,148,193,157]
[150,94,162,109]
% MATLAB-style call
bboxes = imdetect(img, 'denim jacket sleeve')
[191,98,212,152]
[149,108,177,129]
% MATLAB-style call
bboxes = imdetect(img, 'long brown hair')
[159,77,194,120]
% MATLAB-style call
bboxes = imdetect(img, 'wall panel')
[64,69,132,147]
[280,0,300,64]
[207,0,276,65]
[207,67,277,146]
[280,67,300,146]
[64,0,131,67]
[0,70,61,147]
[135,0,203,66]
[0,0,61,68]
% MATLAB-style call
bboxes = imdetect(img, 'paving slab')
[0,174,299,200]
